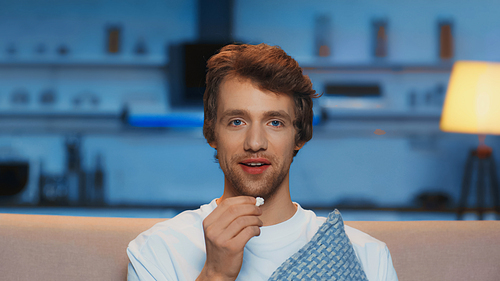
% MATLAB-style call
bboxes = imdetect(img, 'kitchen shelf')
[322,108,442,120]
[0,107,443,138]
[299,61,453,73]
[0,58,167,68]
[1,205,496,220]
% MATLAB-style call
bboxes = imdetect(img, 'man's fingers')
[211,196,257,219]
[229,225,261,250]
[203,204,261,238]
[220,196,257,206]
[204,197,261,228]
[219,215,263,242]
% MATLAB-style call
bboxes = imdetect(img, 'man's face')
[210,77,303,200]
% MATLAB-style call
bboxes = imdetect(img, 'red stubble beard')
[219,152,293,201]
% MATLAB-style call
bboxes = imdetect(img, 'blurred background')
[1,0,499,220]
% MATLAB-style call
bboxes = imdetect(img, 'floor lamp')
[440,61,500,220]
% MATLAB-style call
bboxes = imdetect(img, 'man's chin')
[233,182,278,199]
[225,166,285,199]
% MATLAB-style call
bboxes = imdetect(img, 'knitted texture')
[268,210,369,281]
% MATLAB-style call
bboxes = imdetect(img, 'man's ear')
[209,141,217,149]
[294,141,305,151]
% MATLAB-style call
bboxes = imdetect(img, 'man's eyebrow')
[264,110,292,121]
[219,109,248,121]
[218,109,292,122]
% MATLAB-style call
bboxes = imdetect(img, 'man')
[127,43,398,280]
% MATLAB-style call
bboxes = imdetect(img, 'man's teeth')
[246,163,264,166]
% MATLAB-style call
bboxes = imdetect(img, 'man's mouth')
[239,158,271,174]
[241,162,267,167]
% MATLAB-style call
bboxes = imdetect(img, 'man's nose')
[244,124,268,152]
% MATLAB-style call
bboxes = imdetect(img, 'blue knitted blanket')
[268,210,369,281]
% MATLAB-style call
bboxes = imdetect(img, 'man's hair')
[203,43,320,156]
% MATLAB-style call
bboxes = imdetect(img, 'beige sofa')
[1,213,499,281]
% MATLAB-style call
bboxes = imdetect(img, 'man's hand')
[197,196,263,281]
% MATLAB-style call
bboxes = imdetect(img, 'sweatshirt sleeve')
[344,225,399,281]
[377,244,398,281]
[127,238,177,281]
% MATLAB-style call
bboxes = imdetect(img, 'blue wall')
[0,0,197,62]
[235,0,500,62]
[1,0,499,210]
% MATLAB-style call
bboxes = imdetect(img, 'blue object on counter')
[312,114,321,126]
[129,112,321,128]
[128,112,204,128]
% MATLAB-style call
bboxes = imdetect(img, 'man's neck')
[257,191,297,226]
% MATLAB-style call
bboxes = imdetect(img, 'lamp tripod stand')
[438,61,500,220]
[457,141,500,220]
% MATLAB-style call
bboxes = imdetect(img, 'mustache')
[231,153,277,164]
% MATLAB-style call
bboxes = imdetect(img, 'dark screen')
[325,84,381,97]
[184,43,226,101]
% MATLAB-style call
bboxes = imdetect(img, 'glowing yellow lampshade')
[440,61,500,135]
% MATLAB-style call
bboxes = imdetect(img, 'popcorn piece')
[255,197,264,207]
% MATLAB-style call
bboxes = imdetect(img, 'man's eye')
[231,120,243,126]
[270,120,282,127]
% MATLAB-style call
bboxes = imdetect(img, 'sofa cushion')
[0,213,163,281]
[1,213,499,281]
[347,220,500,281]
